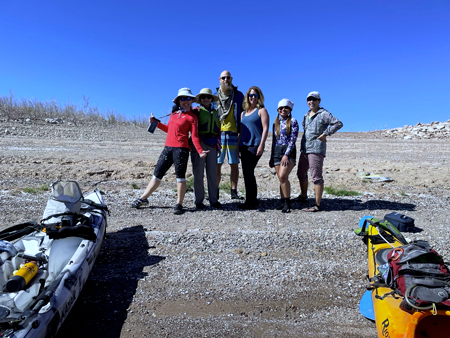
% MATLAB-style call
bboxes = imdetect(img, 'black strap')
[41,212,80,223]
[0,221,40,241]
[82,199,110,215]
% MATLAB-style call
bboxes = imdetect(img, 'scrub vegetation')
[22,185,49,194]
[324,186,360,196]
[0,94,147,126]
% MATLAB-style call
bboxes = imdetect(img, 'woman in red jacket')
[131,88,209,215]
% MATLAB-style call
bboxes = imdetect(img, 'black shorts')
[153,146,190,180]
[273,144,297,166]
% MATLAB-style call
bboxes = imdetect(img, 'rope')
[404,280,450,311]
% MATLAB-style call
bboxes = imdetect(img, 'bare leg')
[230,163,239,190]
[277,162,295,198]
[177,181,187,205]
[300,180,308,198]
[141,177,161,199]
[275,166,283,198]
[314,183,324,207]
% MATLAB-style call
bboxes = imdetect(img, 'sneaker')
[211,202,222,209]
[173,204,184,215]
[196,203,206,210]
[237,201,258,210]
[293,195,308,203]
[131,198,149,208]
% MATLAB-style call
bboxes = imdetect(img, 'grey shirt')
[300,108,343,156]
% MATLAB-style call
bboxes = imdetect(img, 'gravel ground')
[1,118,449,337]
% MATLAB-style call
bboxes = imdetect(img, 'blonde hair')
[274,112,292,138]
[243,86,265,111]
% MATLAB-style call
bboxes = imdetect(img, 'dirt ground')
[1,119,449,337]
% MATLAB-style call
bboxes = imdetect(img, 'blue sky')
[1,0,449,132]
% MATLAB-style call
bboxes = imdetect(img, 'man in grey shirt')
[295,91,343,211]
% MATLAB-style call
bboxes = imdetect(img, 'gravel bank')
[1,118,449,337]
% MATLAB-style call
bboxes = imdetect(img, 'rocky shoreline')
[379,120,450,140]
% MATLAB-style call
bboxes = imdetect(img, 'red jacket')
[157,109,203,154]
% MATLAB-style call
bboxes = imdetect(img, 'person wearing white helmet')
[269,98,299,213]
[131,88,209,215]
[295,91,343,212]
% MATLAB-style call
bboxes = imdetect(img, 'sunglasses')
[200,95,212,100]
[248,93,259,98]
[307,97,318,102]
[221,76,231,80]
[179,97,192,101]
[278,106,291,111]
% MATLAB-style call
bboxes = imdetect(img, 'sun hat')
[173,87,196,103]
[277,98,294,109]
[306,91,321,100]
[195,88,219,102]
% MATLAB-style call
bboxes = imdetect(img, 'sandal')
[304,204,321,212]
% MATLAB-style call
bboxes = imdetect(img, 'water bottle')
[5,261,38,292]
[377,262,390,285]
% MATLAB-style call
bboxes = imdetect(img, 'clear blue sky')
[1,0,449,132]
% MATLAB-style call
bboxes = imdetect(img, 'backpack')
[385,240,450,312]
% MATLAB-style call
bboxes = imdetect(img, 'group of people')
[131,70,343,215]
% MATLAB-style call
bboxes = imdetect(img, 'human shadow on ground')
[255,197,416,212]
[56,225,165,338]
[319,198,416,212]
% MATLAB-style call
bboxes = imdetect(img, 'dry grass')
[0,94,147,126]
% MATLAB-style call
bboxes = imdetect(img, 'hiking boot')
[173,204,184,215]
[131,198,149,208]
[196,203,206,210]
[231,189,243,200]
[211,202,222,209]
[277,198,285,210]
[282,198,291,213]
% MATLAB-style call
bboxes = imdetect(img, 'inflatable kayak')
[356,216,450,338]
[0,181,108,338]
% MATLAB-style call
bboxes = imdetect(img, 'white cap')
[306,91,321,100]
[277,98,294,109]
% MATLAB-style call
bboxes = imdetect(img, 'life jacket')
[197,106,221,136]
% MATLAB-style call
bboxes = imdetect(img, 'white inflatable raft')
[0,181,108,338]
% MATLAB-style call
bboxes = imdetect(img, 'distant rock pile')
[381,120,450,140]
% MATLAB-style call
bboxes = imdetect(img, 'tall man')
[215,70,245,199]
